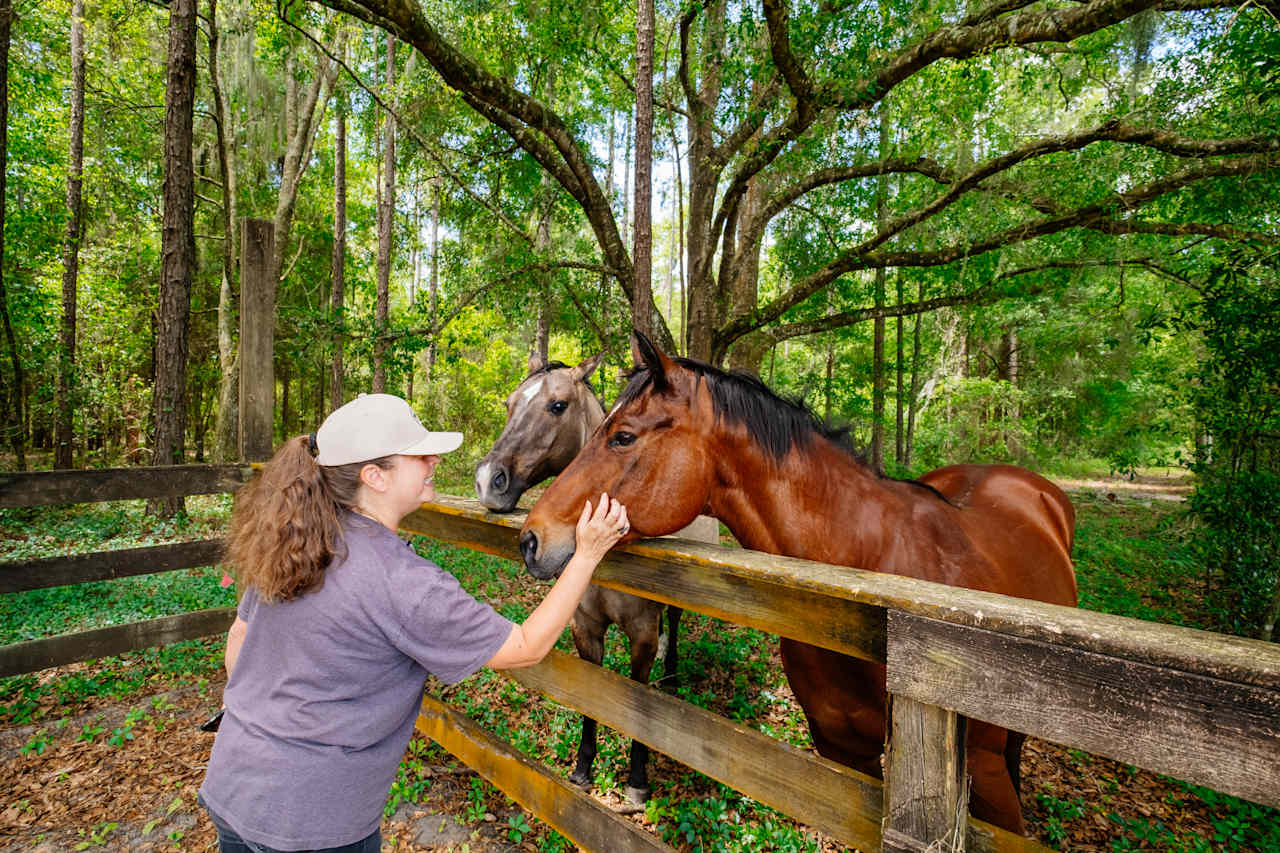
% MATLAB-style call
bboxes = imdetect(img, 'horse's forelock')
[524,359,597,395]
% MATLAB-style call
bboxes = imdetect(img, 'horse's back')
[918,464,1077,606]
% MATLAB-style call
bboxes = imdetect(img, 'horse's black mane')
[528,360,596,395]
[618,356,949,502]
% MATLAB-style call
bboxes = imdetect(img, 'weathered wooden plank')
[0,539,226,593]
[400,500,887,663]
[416,694,672,853]
[0,607,236,678]
[509,649,885,852]
[406,496,1280,690]
[0,464,252,508]
[882,695,968,853]
[885,611,1280,809]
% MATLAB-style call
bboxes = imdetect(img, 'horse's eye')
[608,431,637,448]
[547,400,569,416]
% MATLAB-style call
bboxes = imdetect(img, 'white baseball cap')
[315,394,463,466]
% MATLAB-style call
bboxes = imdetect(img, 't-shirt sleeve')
[236,586,258,620]
[387,556,515,684]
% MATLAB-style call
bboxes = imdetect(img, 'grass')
[2,481,1277,850]
[1069,494,1211,629]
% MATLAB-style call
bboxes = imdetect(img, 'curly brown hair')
[227,436,394,602]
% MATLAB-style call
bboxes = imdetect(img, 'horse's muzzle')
[521,529,573,580]
[475,460,521,513]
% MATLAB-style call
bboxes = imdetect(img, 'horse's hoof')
[624,786,651,805]
[568,770,592,788]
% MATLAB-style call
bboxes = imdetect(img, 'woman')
[199,393,628,853]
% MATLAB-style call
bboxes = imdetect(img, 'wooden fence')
[0,465,252,677]
[402,496,1280,853]
[3,467,1278,853]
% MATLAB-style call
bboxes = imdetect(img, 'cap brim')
[399,431,464,456]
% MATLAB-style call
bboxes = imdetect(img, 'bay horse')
[519,331,1077,835]
[475,351,692,804]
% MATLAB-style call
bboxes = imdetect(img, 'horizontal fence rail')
[0,608,237,678]
[417,694,673,853]
[402,496,1280,816]
[0,539,226,594]
[0,463,253,508]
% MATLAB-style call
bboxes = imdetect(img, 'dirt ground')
[0,667,543,853]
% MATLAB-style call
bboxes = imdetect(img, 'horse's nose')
[519,531,538,568]
[491,467,508,494]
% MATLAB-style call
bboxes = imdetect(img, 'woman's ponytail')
[228,436,398,601]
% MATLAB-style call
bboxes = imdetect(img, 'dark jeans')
[204,802,381,853]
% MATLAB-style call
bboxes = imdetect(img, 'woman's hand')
[573,492,630,564]
[487,492,630,671]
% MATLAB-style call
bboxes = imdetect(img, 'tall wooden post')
[883,612,969,853]
[239,218,274,461]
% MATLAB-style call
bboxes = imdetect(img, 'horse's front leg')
[569,606,607,788]
[659,605,682,691]
[619,599,661,805]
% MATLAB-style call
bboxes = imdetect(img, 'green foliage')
[506,812,532,843]
[912,377,1040,468]
[1181,249,1280,639]
[1036,793,1086,849]
[1187,471,1280,637]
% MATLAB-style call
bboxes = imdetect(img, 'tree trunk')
[330,83,347,412]
[668,103,686,354]
[905,277,924,469]
[870,116,890,474]
[895,269,905,464]
[210,0,239,462]
[725,177,765,372]
[533,177,552,364]
[683,0,726,363]
[426,176,440,379]
[152,0,197,516]
[280,358,291,442]
[55,0,86,470]
[632,0,655,339]
[267,37,340,298]
[621,111,632,260]
[0,0,22,470]
[1000,326,1018,384]
[372,35,396,393]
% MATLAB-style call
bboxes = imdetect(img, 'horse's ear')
[528,350,546,375]
[572,352,604,383]
[630,330,672,391]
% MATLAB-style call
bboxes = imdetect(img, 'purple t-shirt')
[199,513,513,850]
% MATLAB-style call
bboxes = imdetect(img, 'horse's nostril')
[519,531,537,566]
[492,469,508,493]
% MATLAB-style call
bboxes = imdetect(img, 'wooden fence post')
[882,693,969,853]
[239,218,274,461]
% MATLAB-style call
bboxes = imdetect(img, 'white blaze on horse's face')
[520,378,544,404]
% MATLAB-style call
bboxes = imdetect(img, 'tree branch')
[280,13,536,246]
[758,254,1192,344]
[718,152,1280,347]
[384,261,615,341]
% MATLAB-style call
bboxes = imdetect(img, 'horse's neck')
[708,436,909,569]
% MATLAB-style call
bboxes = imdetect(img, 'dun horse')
[520,332,1077,835]
[475,352,688,804]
